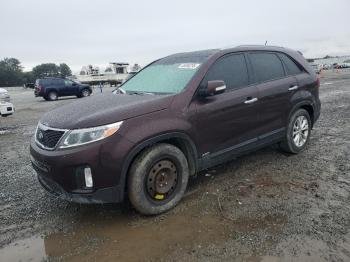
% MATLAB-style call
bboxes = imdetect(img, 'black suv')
[35,78,92,101]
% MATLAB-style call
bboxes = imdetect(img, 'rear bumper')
[0,102,15,115]
[313,98,321,124]
[34,90,43,97]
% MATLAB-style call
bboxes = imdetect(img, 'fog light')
[84,167,93,188]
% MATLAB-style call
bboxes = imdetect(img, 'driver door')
[192,53,259,157]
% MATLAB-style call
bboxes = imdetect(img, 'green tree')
[32,63,59,78]
[0,57,24,87]
[23,71,36,84]
[59,63,72,77]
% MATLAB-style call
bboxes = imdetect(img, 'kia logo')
[38,131,44,140]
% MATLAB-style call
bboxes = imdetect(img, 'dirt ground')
[0,70,349,262]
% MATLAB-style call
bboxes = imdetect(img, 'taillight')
[316,77,320,88]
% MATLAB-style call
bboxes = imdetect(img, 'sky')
[0,0,349,73]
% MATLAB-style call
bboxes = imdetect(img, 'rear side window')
[203,53,249,90]
[279,53,303,75]
[249,52,285,83]
[41,79,51,85]
[64,80,73,86]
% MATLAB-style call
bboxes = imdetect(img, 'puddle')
[0,212,228,261]
[0,130,12,135]
[0,126,19,135]
[0,235,46,262]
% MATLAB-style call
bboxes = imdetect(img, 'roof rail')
[235,44,284,48]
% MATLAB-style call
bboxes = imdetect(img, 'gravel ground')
[0,71,349,262]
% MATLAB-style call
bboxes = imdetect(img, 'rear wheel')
[128,143,189,215]
[47,91,58,101]
[280,109,311,154]
[81,89,90,98]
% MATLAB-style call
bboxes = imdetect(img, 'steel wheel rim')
[292,115,309,147]
[146,160,178,201]
[50,93,57,100]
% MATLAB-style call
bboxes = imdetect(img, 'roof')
[167,45,295,60]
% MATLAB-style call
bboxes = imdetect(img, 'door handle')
[288,85,298,91]
[244,97,258,104]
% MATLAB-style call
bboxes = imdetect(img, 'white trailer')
[0,88,14,117]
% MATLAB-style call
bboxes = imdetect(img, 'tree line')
[0,57,72,87]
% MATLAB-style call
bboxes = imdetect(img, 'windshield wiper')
[128,91,154,95]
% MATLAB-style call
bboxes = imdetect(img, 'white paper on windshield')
[178,63,201,69]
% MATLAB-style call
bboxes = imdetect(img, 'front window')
[121,53,212,94]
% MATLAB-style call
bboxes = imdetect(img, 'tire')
[280,109,311,154]
[47,91,58,101]
[80,89,90,98]
[128,143,189,215]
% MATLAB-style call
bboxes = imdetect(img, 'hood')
[40,93,174,129]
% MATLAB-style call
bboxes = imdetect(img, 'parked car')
[339,63,350,69]
[30,45,321,215]
[310,63,320,74]
[34,77,92,101]
[24,83,35,89]
[0,88,15,117]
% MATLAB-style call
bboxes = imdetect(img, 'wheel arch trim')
[289,100,316,126]
[118,132,199,201]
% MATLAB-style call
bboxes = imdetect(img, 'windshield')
[121,52,215,94]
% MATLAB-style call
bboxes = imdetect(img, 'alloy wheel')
[292,115,309,147]
[82,90,90,97]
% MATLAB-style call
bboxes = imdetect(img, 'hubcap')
[146,160,178,201]
[50,93,57,100]
[292,115,309,147]
[82,90,89,97]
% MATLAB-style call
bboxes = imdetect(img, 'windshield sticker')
[178,63,201,69]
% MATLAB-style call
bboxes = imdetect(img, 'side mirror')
[199,80,226,97]
[72,82,77,86]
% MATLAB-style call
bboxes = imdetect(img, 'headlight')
[59,121,123,148]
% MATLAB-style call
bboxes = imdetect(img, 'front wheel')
[280,108,311,154]
[128,143,189,215]
[81,89,91,98]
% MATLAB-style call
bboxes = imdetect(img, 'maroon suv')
[30,45,321,214]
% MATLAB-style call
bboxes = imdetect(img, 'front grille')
[35,124,66,149]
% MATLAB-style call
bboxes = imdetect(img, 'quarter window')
[249,53,285,83]
[203,54,249,90]
[279,53,303,75]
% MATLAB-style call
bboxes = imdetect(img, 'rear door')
[278,52,309,100]
[53,79,65,95]
[247,52,298,137]
[192,53,259,156]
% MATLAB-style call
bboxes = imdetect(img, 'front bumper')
[30,134,134,204]
[37,172,121,204]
